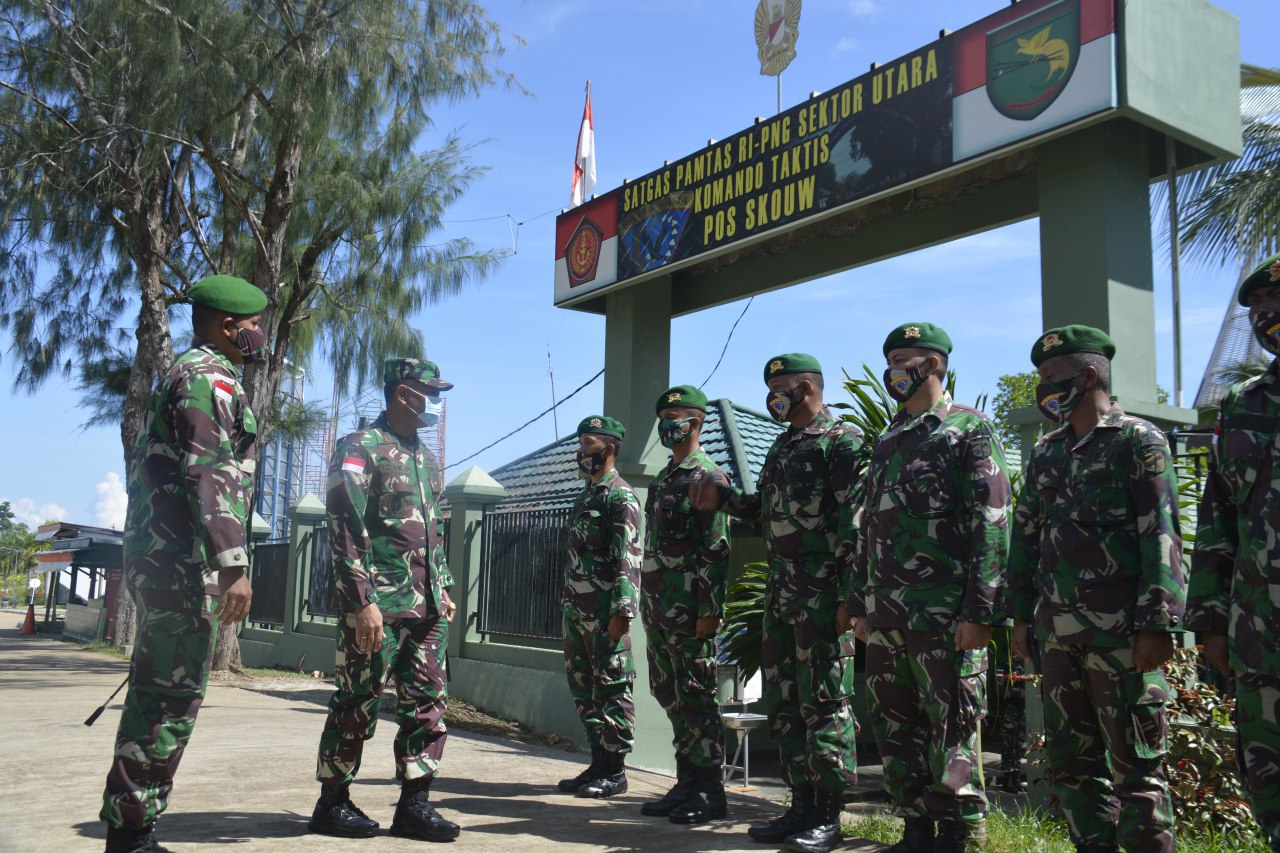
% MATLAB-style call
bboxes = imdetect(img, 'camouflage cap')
[882,321,953,357]
[1236,250,1280,307]
[1031,324,1116,367]
[763,353,822,383]
[577,415,625,442]
[188,275,267,316]
[655,384,708,414]
[383,358,453,391]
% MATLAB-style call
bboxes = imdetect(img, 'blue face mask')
[404,387,443,428]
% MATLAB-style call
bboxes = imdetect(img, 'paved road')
[0,625,890,852]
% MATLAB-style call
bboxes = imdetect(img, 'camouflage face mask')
[1035,370,1085,422]
[233,323,267,363]
[576,449,606,478]
[658,416,696,448]
[1252,310,1280,356]
[766,384,806,422]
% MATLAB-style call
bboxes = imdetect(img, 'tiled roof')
[488,399,783,508]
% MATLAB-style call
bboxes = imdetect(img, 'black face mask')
[1252,310,1280,356]
[883,362,930,403]
[1035,370,1086,422]
[576,449,607,478]
[766,384,807,422]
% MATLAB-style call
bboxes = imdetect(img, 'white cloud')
[848,0,879,18]
[94,472,128,531]
[833,37,861,55]
[2,497,68,528]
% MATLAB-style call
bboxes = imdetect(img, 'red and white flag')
[570,82,596,208]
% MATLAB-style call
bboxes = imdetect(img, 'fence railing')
[248,542,289,627]
[479,504,571,641]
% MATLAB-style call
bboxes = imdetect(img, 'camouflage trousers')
[865,628,988,823]
[1040,641,1174,852]
[1236,671,1280,849]
[101,585,217,829]
[761,603,857,793]
[998,673,1028,774]
[645,626,723,768]
[563,612,635,754]
[316,610,449,788]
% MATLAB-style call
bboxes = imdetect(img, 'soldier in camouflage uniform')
[310,358,460,842]
[558,415,643,799]
[1189,252,1280,852]
[1009,325,1184,853]
[640,385,733,824]
[847,322,1011,852]
[100,275,263,853]
[694,353,863,853]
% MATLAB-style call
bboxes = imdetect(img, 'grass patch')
[79,639,129,661]
[844,807,1268,852]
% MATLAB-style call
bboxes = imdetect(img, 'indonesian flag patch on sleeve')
[341,455,365,474]
[213,379,235,404]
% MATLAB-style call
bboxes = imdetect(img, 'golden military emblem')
[1268,260,1280,282]
[1042,333,1064,351]
[589,418,602,428]
[667,392,682,403]
[904,326,922,339]
[769,359,784,374]
[754,0,802,77]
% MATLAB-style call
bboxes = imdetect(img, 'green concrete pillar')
[604,277,672,488]
[1038,121,1158,407]
[287,494,326,632]
[442,467,507,659]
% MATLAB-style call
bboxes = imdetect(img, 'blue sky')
[1,0,1275,529]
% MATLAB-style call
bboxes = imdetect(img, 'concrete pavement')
[0,624,890,852]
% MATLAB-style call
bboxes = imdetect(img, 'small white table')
[722,712,769,787]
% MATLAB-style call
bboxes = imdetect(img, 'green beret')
[882,322,953,357]
[1236,251,1280,307]
[188,275,267,316]
[577,415,625,442]
[656,385,708,414]
[1030,324,1117,367]
[383,358,453,391]
[763,353,822,383]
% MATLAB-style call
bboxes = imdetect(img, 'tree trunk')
[210,618,242,671]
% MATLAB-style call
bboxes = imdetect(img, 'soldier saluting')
[1010,325,1183,853]
[693,353,863,853]
[310,358,460,843]
[100,275,262,853]
[640,386,732,825]
[1189,251,1280,850]
[557,416,643,799]
[847,322,1010,852]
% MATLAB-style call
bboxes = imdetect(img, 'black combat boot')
[308,784,380,838]
[668,765,728,824]
[577,749,628,798]
[390,778,461,842]
[747,783,814,843]
[885,817,935,852]
[640,754,696,816]
[104,823,173,853]
[935,819,987,852]
[1074,843,1119,853]
[559,745,605,794]
[782,788,845,853]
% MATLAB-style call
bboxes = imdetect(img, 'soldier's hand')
[1132,629,1174,672]
[835,602,853,635]
[214,568,252,624]
[354,603,384,656]
[852,616,868,644]
[1202,632,1233,678]
[955,621,993,652]
[607,613,631,643]
[441,589,458,624]
[1011,619,1033,662]
[695,615,721,640]
[688,473,726,513]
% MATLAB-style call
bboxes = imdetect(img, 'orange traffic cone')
[20,604,36,635]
